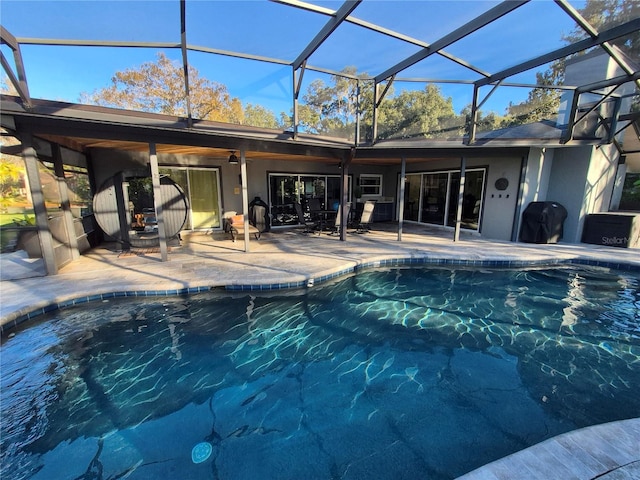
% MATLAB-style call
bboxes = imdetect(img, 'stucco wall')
[390,156,524,241]
[90,148,532,242]
[545,146,592,243]
[480,156,523,240]
[543,144,620,243]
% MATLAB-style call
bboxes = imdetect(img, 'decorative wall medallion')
[495,177,509,190]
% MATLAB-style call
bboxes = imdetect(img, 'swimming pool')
[1,265,639,479]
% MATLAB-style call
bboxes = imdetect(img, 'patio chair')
[354,200,376,233]
[308,198,322,220]
[224,212,261,242]
[328,203,350,235]
[294,202,319,234]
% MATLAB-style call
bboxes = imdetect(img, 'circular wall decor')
[495,177,509,191]
[93,172,188,246]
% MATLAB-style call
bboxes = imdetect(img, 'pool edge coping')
[2,254,639,333]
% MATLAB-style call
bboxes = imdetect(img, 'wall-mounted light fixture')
[228,151,239,165]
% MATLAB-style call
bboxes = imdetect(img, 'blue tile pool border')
[2,257,639,334]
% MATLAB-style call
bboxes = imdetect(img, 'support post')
[355,81,361,146]
[240,148,250,251]
[149,143,168,261]
[340,149,353,241]
[22,133,57,274]
[454,156,466,242]
[372,83,378,143]
[398,156,406,241]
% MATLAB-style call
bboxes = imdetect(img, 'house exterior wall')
[91,149,149,189]
[520,148,553,206]
[393,155,524,241]
[543,143,619,243]
[91,149,528,241]
[545,147,591,243]
[90,145,620,245]
[480,156,523,241]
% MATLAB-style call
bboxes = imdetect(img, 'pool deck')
[1,223,639,479]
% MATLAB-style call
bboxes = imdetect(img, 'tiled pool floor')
[1,224,638,479]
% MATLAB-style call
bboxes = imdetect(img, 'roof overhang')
[0,94,615,166]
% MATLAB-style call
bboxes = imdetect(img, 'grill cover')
[520,202,568,244]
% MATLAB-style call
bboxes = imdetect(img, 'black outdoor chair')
[294,202,319,234]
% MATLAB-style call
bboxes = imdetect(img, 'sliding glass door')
[446,170,484,230]
[400,168,485,232]
[160,167,222,230]
[269,173,351,227]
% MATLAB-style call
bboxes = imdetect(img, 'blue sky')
[1,0,585,118]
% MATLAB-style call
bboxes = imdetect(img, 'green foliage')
[619,173,640,210]
[0,159,24,207]
[377,85,457,139]
[81,53,249,125]
[562,0,639,58]
[504,71,562,126]
[243,104,283,129]
[298,67,362,138]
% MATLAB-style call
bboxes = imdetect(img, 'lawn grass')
[0,210,35,252]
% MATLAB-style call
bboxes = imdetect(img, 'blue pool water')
[1,265,639,479]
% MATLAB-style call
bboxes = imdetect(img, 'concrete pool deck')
[1,223,638,479]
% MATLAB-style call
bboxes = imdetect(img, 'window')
[358,174,382,196]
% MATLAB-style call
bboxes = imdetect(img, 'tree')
[243,104,283,129]
[298,66,363,138]
[0,158,24,209]
[377,84,457,140]
[0,74,18,96]
[504,0,639,124]
[562,0,639,59]
[505,70,562,126]
[81,53,245,124]
[459,105,509,135]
